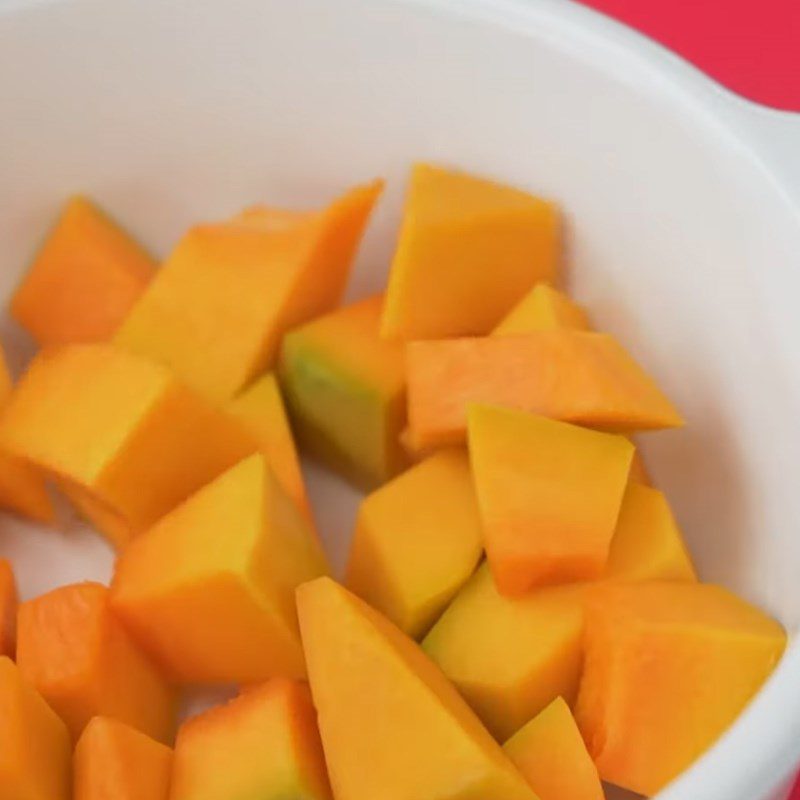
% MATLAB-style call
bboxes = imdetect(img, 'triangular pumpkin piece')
[503,697,603,800]
[296,577,538,800]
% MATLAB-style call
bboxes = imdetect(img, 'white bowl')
[1,1,799,798]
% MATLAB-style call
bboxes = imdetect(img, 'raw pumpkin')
[170,680,332,800]
[503,697,603,800]
[280,294,407,489]
[297,576,539,800]
[227,372,313,523]
[0,656,71,800]
[74,716,172,800]
[111,454,328,685]
[469,405,633,594]
[0,344,256,546]
[16,582,176,744]
[0,344,54,524]
[406,330,683,450]
[493,283,589,335]
[382,164,559,339]
[575,581,786,795]
[346,449,483,638]
[11,196,155,345]
[115,181,382,403]
[423,565,586,741]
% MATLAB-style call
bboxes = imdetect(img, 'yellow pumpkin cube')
[0,345,54,524]
[170,680,332,800]
[346,449,483,638]
[0,656,71,800]
[11,196,155,346]
[493,284,589,335]
[0,344,256,546]
[382,164,559,339]
[116,182,382,403]
[503,697,603,800]
[279,295,406,489]
[605,482,696,582]
[423,564,586,741]
[469,405,634,595]
[575,581,786,795]
[111,454,328,684]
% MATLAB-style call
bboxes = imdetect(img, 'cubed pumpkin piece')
[423,564,585,741]
[297,577,537,800]
[0,656,71,800]
[0,558,17,658]
[228,372,312,523]
[0,345,54,524]
[74,717,172,800]
[115,181,382,403]
[406,330,683,450]
[11,196,156,345]
[279,295,407,489]
[111,454,328,684]
[503,697,603,800]
[575,581,786,796]
[16,582,176,744]
[0,344,256,546]
[605,483,696,582]
[382,164,559,340]
[493,284,589,335]
[469,405,633,594]
[346,449,483,638]
[170,680,332,800]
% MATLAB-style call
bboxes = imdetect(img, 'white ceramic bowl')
[1,1,799,798]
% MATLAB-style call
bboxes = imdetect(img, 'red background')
[578,0,800,111]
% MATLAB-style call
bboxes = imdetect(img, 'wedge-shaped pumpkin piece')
[74,717,172,800]
[469,405,633,594]
[0,558,18,658]
[605,482,696,582]
[280,295,407,489]
[407,330,683,450]
[171,679,332,800]
[575,582,786,796]
[228,372,312,523]
[503,697,603,800]
[111,454,328,684]
[423,565,586,740]
[297,577,538,800]
[493,284,589,335]
[11,196,156,345]
[0,344,256,547]
[346,449,483,638]
[16,582,176,744]
[0,656,71,800]
[115,181,382,403]
[382,164,559,340]
[0,345,54,524]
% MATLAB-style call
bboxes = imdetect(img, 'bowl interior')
[1,1,799,797]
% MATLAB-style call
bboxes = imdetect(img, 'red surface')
[578,0,800,111]
[791,772,800,800]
